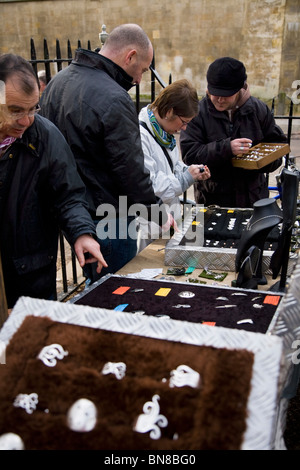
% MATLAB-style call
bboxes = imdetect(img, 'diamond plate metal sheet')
[1,254,300,449]
[269,255,300,377]
[165,207,297,275]
[0,295,283,450]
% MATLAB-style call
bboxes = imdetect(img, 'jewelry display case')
[1,252,299,449]
[70,274,283,335]
[164,206,297,275]
[0,295,284,450]
[232,143,290,169]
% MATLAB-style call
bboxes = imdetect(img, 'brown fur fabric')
[0,315,254,450]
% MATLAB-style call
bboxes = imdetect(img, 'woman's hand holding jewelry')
[189,164,211,181]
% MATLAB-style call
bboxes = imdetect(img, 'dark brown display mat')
[0,315,254,450]
[74,276,282,334]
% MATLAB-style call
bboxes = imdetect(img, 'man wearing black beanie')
[180,57,287,208]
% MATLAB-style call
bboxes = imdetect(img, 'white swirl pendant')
[134,394,168,440]
[37,343,68,367]
[101,361,126,380]
[169,365,201,388]
[13,392,39,414]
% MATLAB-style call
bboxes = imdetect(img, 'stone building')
[1,0,299,104]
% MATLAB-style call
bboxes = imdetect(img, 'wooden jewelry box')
[232,143,290,169]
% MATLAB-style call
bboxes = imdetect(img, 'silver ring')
[240,146,244,150]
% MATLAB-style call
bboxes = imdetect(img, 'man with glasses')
[0,53,107,308]
[180,57,287,208]
[40,23,173,285]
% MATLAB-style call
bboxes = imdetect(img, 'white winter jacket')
[139,106,195,221]
[137,106,195,250]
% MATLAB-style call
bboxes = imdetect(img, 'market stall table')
[0,237,299,449]
[116,237,279,289]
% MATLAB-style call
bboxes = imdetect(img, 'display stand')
[270,168,299,292]
[235,198,283,289]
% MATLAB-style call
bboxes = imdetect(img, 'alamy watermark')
[291,80,300,105]
[95,197,204,245]
[0,340,6,364]
[291,340,300,365]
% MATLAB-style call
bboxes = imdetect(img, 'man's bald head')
[99,24,153,85]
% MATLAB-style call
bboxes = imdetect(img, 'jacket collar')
[13,118,40,157]
[73,48,135,92]
[206,92,254,118]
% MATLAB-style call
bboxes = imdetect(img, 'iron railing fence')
[29,37,300,300]
[271,98,300,164]
[30,37,168,111]
[30,38,299,146]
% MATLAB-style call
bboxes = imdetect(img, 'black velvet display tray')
[73,276,282,334]
[180,208,280,249]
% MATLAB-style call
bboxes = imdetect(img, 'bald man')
[41,24,170,283]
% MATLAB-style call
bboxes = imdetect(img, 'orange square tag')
[112,286,131,295]
[263,295,281,306]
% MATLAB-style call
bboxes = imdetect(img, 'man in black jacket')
[180,57,287,208]
[41,24,171,283]
[0,54,107,308]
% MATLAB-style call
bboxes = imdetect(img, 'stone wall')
[1,0,299,102]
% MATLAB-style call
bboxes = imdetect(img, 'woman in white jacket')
[138,79,211,251]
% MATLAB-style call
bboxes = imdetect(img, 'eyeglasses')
[176,115,190,127]
[7,104,41,120]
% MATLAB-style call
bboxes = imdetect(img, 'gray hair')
[102,24,151,54]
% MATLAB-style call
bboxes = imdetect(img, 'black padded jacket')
[0,115,96,307]
[40,48,161,218]
[180,95,287,207]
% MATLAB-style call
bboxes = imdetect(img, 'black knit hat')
[207,57,247,97]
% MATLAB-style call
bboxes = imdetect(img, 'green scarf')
[147,106,176,151]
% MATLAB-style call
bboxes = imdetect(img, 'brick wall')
[1,0,299,101]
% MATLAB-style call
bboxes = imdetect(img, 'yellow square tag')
[155,288,171,297]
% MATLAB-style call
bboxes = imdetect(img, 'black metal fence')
[30,37,168,112]
[271,98,300,159]
[29,37,300,300]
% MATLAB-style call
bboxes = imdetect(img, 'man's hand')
[230,138,252,155]
[74,234,108,274]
